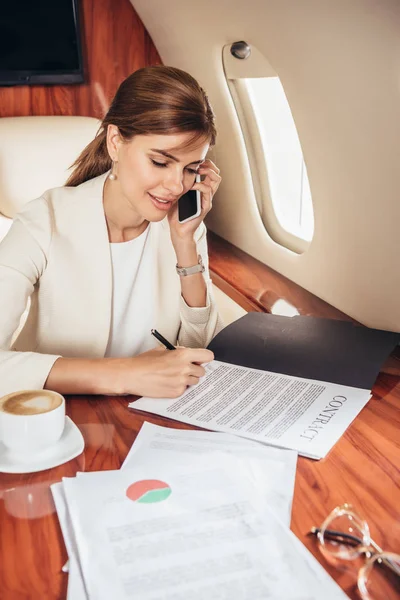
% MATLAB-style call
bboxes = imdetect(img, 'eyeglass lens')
[358,552,400,600]
[319,507,370,560]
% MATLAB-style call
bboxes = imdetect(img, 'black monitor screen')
[0,0,84,85]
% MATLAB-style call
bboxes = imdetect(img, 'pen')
[151,329,176,350]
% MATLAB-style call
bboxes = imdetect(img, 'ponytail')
[65,129,111,187]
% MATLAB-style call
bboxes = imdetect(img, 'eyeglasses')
[310,504,400,600]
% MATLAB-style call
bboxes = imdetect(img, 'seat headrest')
[0,116,100,218]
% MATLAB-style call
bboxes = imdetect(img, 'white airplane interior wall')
[132,0,400,331]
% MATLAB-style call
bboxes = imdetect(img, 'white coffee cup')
[0,389,66,457]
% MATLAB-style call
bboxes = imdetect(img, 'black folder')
[207,313,400,389]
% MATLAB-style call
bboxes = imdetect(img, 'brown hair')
[66,66,216,187]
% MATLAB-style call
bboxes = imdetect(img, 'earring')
[109,161,117,181]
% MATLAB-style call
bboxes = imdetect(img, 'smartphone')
[178,174,201,223]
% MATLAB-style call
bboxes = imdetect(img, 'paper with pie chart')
[122,422,298,525]
[126,479,172,504]
[60,456,348,600]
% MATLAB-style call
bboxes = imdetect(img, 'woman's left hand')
[168,159,221,242]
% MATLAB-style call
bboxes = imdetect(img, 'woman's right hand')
[118,346,214,398]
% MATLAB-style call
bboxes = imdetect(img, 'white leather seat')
[0,116,100,341]
[0,115,100,241]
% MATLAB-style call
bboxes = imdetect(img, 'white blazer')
[0,172,223,396]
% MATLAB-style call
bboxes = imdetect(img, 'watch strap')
[176,254,205,277]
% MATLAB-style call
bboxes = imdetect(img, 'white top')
[105,225,158,358]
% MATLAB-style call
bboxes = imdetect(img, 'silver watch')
[176,254,205,277]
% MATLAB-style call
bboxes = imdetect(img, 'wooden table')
[1,372,399,600]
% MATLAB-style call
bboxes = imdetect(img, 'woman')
[0,66,223,399]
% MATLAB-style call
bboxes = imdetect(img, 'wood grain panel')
[0,0,161,119]
[210,270,264,313]
[0,374,399,599]
[208,230,354,320]
[208,230,400,373]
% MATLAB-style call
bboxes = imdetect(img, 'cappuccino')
[0,389,66,456]
[0,391,62,416]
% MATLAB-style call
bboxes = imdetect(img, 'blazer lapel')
[70,173,113,357]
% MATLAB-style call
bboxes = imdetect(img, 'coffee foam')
[0,392,62,416]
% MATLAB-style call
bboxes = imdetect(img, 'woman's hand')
[168,159,221,243]
[116,346,214,398]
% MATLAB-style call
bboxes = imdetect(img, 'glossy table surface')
[0,372,399,600]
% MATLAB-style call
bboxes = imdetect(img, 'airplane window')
[245,77,314,243]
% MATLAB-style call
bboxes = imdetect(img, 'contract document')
[130,360,371,459]
[122,422,297,525]
[61,456,347,600]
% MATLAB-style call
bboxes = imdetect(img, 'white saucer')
[0,417,85,474]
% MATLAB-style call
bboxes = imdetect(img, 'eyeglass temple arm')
[310,526,384,553]
[309,526,364,547]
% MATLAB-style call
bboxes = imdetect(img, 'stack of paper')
[52,422,346,599]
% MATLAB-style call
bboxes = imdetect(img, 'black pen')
[151,329,176,350]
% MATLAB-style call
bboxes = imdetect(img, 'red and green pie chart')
[126,480,172,504]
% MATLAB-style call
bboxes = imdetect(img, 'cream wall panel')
[131,0,400,331]
[212,285,247,327]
